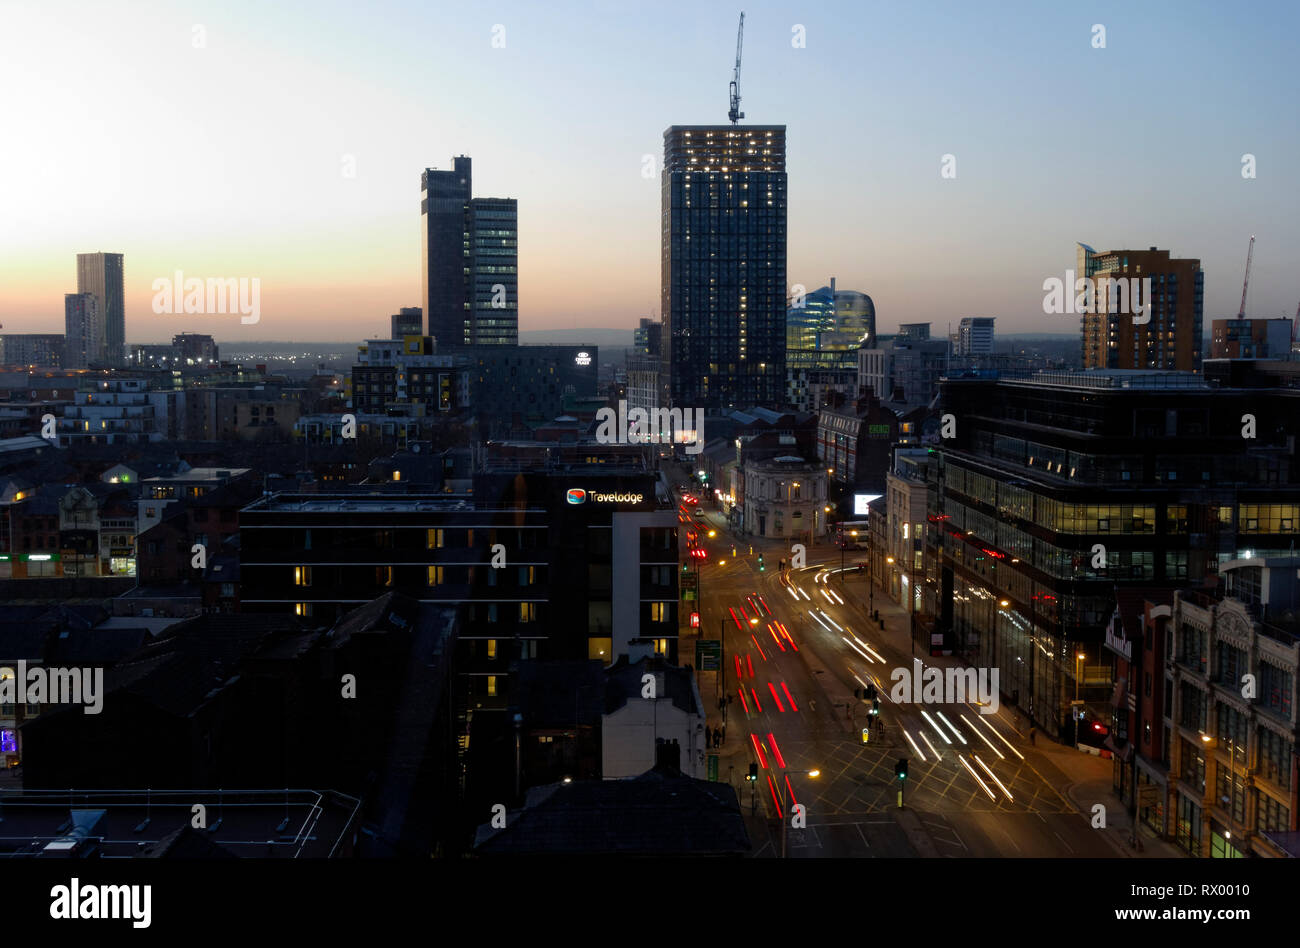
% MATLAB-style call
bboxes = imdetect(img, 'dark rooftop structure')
[473,760,750,856]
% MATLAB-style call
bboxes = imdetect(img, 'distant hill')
[519,329,633,348]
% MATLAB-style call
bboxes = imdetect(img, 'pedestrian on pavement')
[1029,725,1036,746]
[720,724,726,744]
[712,727,720,748]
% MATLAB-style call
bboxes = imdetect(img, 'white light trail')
[958,755,998,801]
[935,711,967,745]
[920,710,952,745]
[974,755,1013,800]
[961,714,1004,759]
[976,715,1025,761]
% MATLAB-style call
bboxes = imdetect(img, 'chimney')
[654,737,681,774]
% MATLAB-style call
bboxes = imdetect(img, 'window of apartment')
[486,639,497,659]
[428,565,444,586]
[519,602,536,623]
[486,675,497,697]
[1179,682,1206,731]
[518,565,535,586]
[1181,738,1206,792]
[1257,794,1290,835]
[295,602,312,617]
[1260,662,1294,717]
[376,565,393,587]
[1216,642,1247,687]
[427,528,444,549]
[650,602,669,622]
[294,566,312,586]
[1258,727,1291,790]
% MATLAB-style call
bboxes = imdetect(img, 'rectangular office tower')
[63,292,100,369]
[421,157,518,348]
[76,252,124,366]
[662,126,787,411]
[1078,244,1203,371]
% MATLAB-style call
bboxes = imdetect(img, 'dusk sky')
[2,0,1297,342]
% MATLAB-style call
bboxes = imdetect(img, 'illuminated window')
[588,637,612,661]
[428,565,444,585]
[654,638,669,655]
[295,602,312,617]
[487,639,497,659]
[650,602,668,622]
[519,603,536,623]
[427,528,444,549]
[377,566,393,587]
[294,566,312,586]
[486,676,497,697]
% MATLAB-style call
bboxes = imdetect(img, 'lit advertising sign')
[565,487,646,506]
[853,494,882,516]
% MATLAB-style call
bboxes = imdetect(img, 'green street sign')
[695,639,722,671]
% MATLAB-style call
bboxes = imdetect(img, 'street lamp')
[776,767,820,858]
[1074,651,1086,751]
[1201,731,1242,857]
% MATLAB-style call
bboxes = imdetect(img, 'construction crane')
[1238,235,1255,318]
[728,12,745,124]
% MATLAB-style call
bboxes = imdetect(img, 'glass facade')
[662,126,786,411]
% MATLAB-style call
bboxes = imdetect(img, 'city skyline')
[2,0,1297,345]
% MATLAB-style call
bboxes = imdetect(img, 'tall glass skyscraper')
[661,126,786,411]
[421,157,518,348]
[76,252,124,366]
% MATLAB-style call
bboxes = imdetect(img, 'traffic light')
[758,553,764,571]
[871,698,880,716]
[747,763,758,782]
[895,758,908,780]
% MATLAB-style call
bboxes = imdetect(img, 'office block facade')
[662,125,786,412]
[0,334,64,367]
[76,252,125,366]
[63,293,100,369]
[1210,318,1293,360]
[391,307,424,340]
[1079,244,1204,372]
[925,370,1300,736]
[957,317,996,356]
[421,158,518,348]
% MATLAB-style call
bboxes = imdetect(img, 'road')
[675,479,1115,858]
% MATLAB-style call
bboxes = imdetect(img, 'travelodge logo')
[566,488,587,505]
